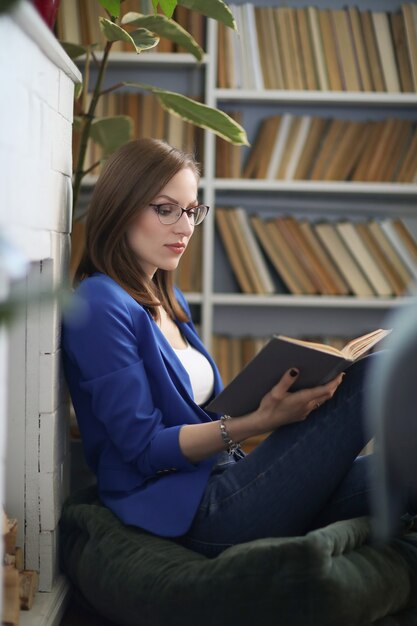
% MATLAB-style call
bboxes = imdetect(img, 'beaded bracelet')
[219,415,240,454]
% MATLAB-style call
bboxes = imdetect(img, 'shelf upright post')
[201,17,219,349]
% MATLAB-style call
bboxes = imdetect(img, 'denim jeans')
[178,352,407,557]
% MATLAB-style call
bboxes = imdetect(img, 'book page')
[277,328,391,361]
[341,328,391,360]
[276,335,345,357]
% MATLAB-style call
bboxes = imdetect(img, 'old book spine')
[402,3,417,90]
[314,222,375,297]
[264,7,286,89]
[347,7,374,92]
[321,121,368,180]
[309,119,348,180]
[306,6,330,90]
[380,218,417,280]
[297,8,320,90]
[280,216,334,294]
[250,215,304,294]
[372,12,401,92]
[331,9,362,91]
[243,116,282,179]
[365,119,402,182]
[355,222,407,296]
[286,7,307,89]
[271,219,318,294]
[294,117,329,180]
[233,208,275,294]
[274,7,297,89]
[217,22,227,88]
[228,209,267,294]
[368,220,414,288]
[360,10,386,91]
[265,114,292,180]
[395,126,417,182]
[254,7,272,89]
[216,208,255,294]
[351,121,385,181]
[336,222,393,296]
[392,218,417,264]
[378,120,413,182]
[318,9,343,91]
[299,220,350,295]
[390,11,414,92]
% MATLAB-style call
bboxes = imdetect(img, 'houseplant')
[59,0,248,273]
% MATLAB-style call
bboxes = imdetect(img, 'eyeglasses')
[150,203,209,226]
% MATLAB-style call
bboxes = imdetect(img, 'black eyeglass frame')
[149,203,209,226]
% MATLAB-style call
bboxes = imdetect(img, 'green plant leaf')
[158,0,177,18]
[98,0,121,17]
[90,116,134,156]
[152,0,158,12]
[129,28,160,51]
[60,42,88,60]
[122,82,248,145]
[177,0,236,30]
[156,91,248,145]
[122,12,203,61]
[99,17,133,42]
[99,18,159,52]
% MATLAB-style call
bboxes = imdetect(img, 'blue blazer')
[61,273,224,537]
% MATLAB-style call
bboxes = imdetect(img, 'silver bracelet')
[219,415,240,454]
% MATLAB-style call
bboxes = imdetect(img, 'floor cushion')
[60,486,417,626]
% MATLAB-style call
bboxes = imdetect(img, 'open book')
[206,329,391,416]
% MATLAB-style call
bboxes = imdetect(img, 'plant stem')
[83,160,102,176]
[72,40,112,220]
[99,81,126,97]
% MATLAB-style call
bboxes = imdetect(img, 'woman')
[62,138,404,557]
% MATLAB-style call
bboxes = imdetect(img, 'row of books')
[216,111,242,178]
[239,115,417,182]
[56,0,205,51]
[215,208,417,298]
[212,335,268,386]
[218,4,417,92]
[174,225,202,293]
[80,102,417,183]
[77,92,204,176]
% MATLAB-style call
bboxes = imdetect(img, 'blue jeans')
[178,352,409,557]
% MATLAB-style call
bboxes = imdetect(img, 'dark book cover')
[207,336,350,416]
[208,329,390,416]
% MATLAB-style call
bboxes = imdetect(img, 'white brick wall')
[0,1,80,596]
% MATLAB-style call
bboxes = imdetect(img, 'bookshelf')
[205,0,417,354]
[74,0,417,355]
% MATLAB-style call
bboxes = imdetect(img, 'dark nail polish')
[290,368,298,377]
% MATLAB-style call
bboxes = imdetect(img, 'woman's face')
[126,167,199,277]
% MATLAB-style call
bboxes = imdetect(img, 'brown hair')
[75,138,200,322]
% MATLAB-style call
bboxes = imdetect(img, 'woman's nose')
[175,211,194,235]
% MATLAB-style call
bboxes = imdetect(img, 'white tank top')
[173,343,215,406]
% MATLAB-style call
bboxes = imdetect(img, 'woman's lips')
[165,243,186,254]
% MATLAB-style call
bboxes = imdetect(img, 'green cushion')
[60,486,417,626]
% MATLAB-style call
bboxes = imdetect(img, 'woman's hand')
[251,368,345,433]
[180,369,345,463]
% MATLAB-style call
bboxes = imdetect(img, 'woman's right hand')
[245,368,345,434]
[180,368,345,463]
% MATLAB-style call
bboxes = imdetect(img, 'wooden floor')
[60,596,119,626]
